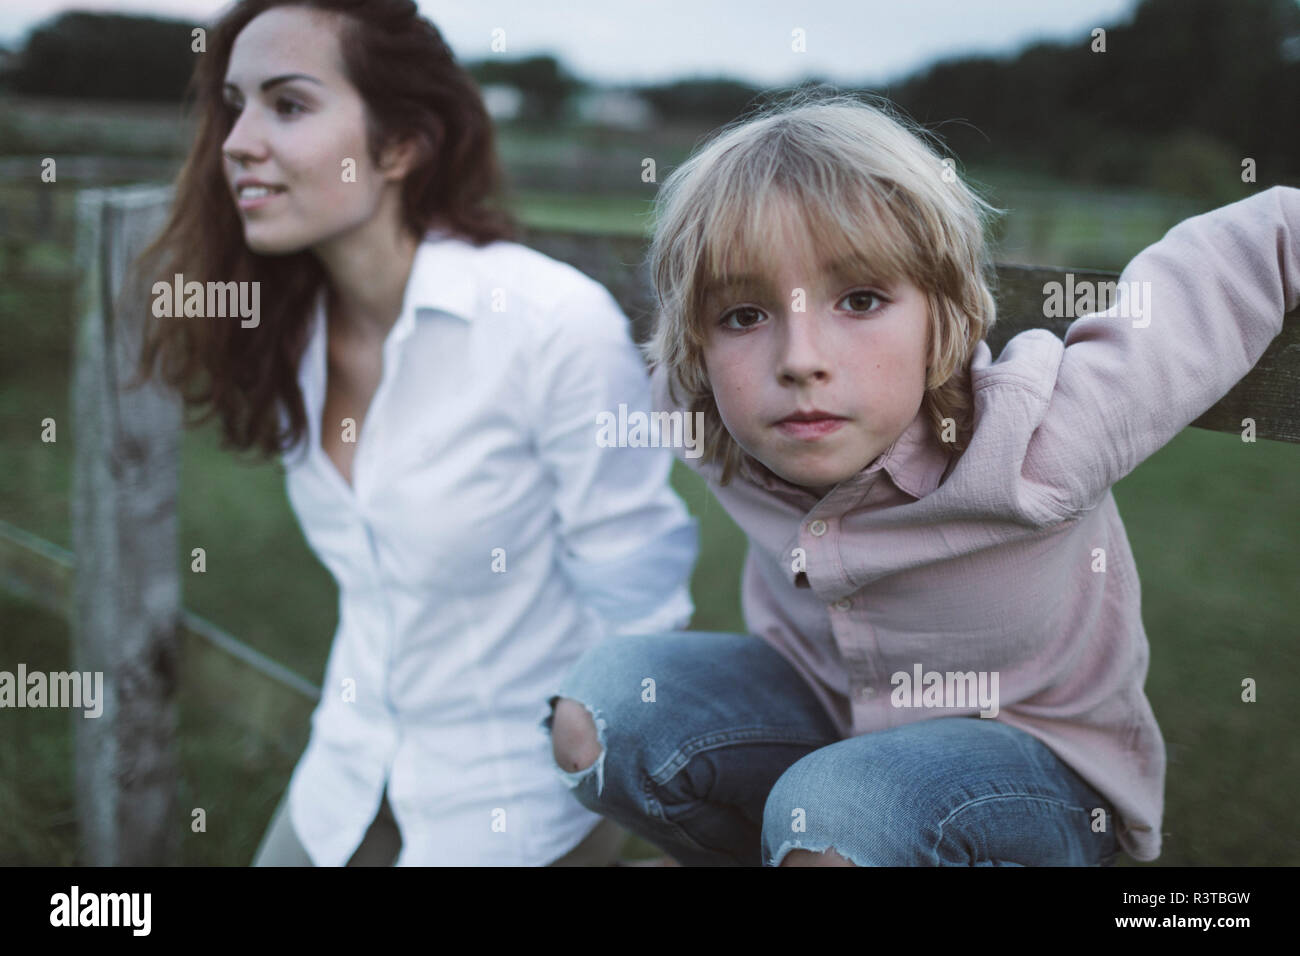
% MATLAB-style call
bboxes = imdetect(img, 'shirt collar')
[736,406,951,504]
[298,230,481,416]
[401,229,481,324]
[304,229,480,343]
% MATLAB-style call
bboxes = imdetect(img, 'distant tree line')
[617,0,1300,195]
[2,0,1296,193]
[5,13,194,102]
[467,55,581,123]
[885,0,1300,196]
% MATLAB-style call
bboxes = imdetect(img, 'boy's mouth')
[774,409,848,439]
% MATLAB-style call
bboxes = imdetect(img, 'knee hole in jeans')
[550,697,603,772]
[779,846,858,867]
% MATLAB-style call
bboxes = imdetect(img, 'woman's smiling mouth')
[235,181,288,210]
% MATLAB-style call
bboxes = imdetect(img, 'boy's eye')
[720,306,766,330]
[838,290,885,313]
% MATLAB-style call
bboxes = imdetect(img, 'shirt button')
[833,598,851,611]
[808,519,828,536]
[859,686,876,699]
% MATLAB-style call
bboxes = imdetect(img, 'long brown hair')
[129,0,515,459]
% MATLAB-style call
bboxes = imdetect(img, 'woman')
[131,0,697,865]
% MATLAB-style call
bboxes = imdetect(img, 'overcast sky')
[0,0,1141,87]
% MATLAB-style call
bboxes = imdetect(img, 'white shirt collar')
[296,231,483,439]
[310,229,482,342]
[402,229,481,324]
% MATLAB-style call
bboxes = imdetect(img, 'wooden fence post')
[71,184,179,865]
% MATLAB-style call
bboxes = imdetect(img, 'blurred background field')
[1,0,1298,866]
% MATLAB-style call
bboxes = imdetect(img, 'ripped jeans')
[539,631,1120,867]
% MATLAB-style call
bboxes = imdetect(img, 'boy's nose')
[776,313,831,385]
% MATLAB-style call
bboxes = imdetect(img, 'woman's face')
[221,7,409,255]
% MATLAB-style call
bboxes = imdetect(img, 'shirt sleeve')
[530,275,698,636]
[1022,185,1300,519]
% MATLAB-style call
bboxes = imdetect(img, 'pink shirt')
[652,186,1299,862]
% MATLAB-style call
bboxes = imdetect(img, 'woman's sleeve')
[1021,185,1299,519]
[529,276,698,636]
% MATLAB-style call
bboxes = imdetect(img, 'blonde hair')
[644,93,1005,485]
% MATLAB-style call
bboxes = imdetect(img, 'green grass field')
[0,98,1295,865]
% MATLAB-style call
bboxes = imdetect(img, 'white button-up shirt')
[277,231,698,865]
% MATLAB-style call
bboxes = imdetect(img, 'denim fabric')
[540,631,1120,867]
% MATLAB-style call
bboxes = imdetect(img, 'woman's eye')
[223,99,303,117]
[838,290,884,313]
[720,306,765,330]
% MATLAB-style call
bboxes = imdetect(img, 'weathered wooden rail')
[1,183,1296,864]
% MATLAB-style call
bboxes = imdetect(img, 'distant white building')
[571,89,654,130]
[481,83,524,121]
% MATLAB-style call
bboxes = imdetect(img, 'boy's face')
[701,212,931,496]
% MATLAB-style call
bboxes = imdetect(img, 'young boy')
[541,96,1298,866]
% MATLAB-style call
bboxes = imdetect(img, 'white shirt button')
[834,598,851,611]
[859,686,876,698]
[808,519,828,536]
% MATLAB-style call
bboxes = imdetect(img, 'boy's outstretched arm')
[1021,185,1299,519]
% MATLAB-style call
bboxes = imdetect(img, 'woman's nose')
[222,109,265,166]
